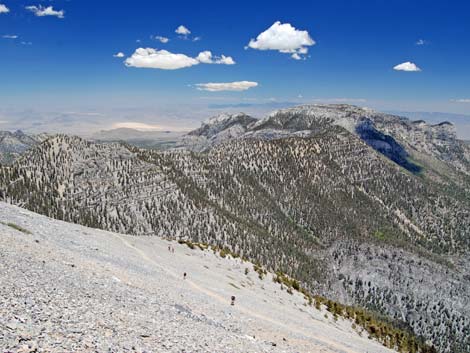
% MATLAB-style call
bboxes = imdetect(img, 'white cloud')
[195,51,213,63]
[113,52,125,58]
[196,51,235,65]
[217,57,235,65]
[195,81,258,92]
[0,4,9,14]
[125,48,199,70]
[291,53,301,60]
[25,5,65,18]
[2,34,18,39]
[175,25,191,36]
[416,39,427,46]
[21,41,32,45]
[451,99,470,103]
[153,35,169,43]
[393,61,421,72]
[192,36,201,42]
[125,48,236,70]
[247,21,315,60]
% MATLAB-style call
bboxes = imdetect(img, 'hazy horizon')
[1,102,470,139]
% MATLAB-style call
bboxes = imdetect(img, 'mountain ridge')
[0,130,48,164]
[1,105,469,352]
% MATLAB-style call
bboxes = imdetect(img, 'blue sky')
[1,0,470,135]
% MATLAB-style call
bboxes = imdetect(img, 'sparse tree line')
[1,133,469,352]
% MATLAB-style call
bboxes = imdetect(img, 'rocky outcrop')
[0,130,48,164]
[187,113,257,143]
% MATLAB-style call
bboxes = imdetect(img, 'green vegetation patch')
[228,282,240,289]
[2,222,32,235]
[373,230,390,241]
[271,269,436,352]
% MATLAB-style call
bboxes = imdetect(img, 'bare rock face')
[188,113,257,139]
[182,113,258,151]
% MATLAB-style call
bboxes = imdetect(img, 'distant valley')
[89,128,186,150]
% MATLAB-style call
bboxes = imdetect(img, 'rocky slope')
[1,105,469,352]
[191,105,470,180]
[188,113,256,139]
[181,113,258,151]
[0,130,47,164]
[0,202,397,353]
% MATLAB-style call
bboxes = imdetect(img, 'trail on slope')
[111,233,377,353]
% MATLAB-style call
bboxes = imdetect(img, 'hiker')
[183,272,187,280]
[231,295,236,305]
[168,245,171,252]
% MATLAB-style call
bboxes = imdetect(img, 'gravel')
[0,202,394,353]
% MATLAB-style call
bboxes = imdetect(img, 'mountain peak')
[0,130,49,164]
[251,104,372,132]
[188,112,257,139]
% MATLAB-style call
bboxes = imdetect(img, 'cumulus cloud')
[125,48,236,70]
[393,61,421,72]
[153,35,169,43]
[0,4,9,14]
[113,52,125,58]
[195,81,258,92]
[175,25,191,36]
[2,34,18,39]
[416,39,427,46]
[291,53,301,60]
[247,21,315,60]
[25,5,65,18]
[196,51,235,65]
[196,51,215,63]
[125,48,200,70]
